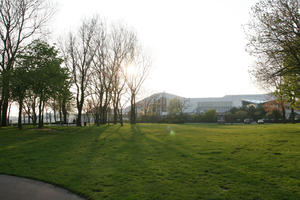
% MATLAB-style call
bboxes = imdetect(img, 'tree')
[279,75,300,122]
[247,0,299,120]
[0,0,54,126]
[168,97,187,115]
[202,109,217,122]
[235,110,248,121]
[59,79,73,123]
[62,17,99,126]
[246,0,300,77]
[23,92,38,125]
[21,40,65,128]
[109,25,134,125]
[124,47,150,124]
[250,59,287,121]
[139,93,160,117]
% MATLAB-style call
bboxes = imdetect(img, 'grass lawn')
[0,123,300,200]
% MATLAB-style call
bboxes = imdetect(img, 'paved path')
[0,174,85,200]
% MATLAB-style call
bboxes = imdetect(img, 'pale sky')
[50,0,263,99]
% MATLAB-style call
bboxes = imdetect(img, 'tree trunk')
[7,102,12,125]
[32,100,37,126]
[53,108,57,122]
[41,101,45,127]
[106,108,111,125]
[0,97,2,126]
[130,93,136,124]
[62,100,67,123]
[77,105,83,127]
[281,102,286,122]
[95,112,100,126]
[18,100,23,130]
[1,97,8,126]
[119,108,123,126]
[1,72,10,126]
[28,113,31,124]
[59,108,62,123]
[101,106,107,124]
[290,108,295,123]
[113,107,118,124]
[38,98,43,128]
[76,92,84,126]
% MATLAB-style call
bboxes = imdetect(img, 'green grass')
[0,123,300,200]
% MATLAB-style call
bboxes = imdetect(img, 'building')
[135,92,274,115]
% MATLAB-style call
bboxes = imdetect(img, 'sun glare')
[126,64,136,76]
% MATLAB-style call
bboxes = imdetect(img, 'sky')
[49,0,262,99]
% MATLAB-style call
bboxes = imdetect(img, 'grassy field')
[0,123,300,200]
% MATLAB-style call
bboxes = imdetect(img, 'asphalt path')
[0,174,85,200]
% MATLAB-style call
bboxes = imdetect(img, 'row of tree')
[11,40,71,129]
[0,0,54,127]
[0,0,150,129]
[61,17,149,127]
[246,0,300,121]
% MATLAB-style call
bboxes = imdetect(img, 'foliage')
[225,105,266,123]
[14,40,67,128]
[266,110,282,122]
[201,109,217,122]
[247,0,300,115]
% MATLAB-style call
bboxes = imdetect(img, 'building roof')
[131,92,275,114]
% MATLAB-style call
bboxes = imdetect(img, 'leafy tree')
[235,110,248,121]
[224,112,235,123]
[247,0,300,116]
[21,40,65,128]
[202,109,217,122]
[266,110,282,122]
[59,78,73,123]
[279,75,300,122]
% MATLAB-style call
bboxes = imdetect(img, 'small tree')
[202,109,217,123]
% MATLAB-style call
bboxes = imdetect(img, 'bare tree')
[124,48,150,124]
[89,21,112,126]
[137,92,161,117]
[62,17,99,126]
[109,24,136,124]
[88,23,137,126]
[168,97,189,115]
[0,0,54,126]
